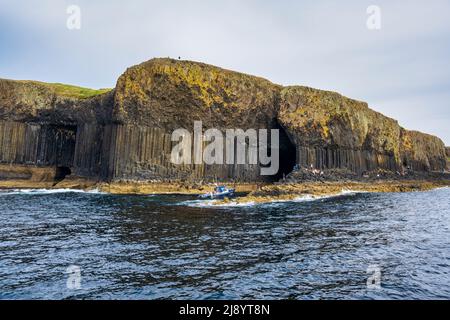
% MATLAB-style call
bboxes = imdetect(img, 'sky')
[0,0,449,144]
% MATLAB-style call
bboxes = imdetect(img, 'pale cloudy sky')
[0,0,449,144]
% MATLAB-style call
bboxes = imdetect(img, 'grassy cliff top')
[13,80,112,99]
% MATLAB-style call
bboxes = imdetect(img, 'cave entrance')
[266,121,297,182]
[49,125,77,168]
[55,166,72,181]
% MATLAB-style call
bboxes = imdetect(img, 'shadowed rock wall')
[0,121,76,168]
[446,147,450,171]
[105,125,263,182]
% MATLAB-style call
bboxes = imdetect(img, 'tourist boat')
[198,186,235,199]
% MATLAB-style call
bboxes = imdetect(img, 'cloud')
[0,0,449,144]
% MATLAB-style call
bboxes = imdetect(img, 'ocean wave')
[0,188,106,195]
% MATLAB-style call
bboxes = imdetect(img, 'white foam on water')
[180,195,271,208]
[261,190,366,206]
[178,199,256,208]
[178,189,365,208]
[0,188,106,195]
[430,186,450,192]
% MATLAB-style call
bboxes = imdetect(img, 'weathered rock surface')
[113,58,280,130]
[278,86,446,173]
[0,79,113,124]
[217,178,450,206]
[278,86,400,172]
[400,130,447,172]
[446,147,450,170]
[0,58,447,185]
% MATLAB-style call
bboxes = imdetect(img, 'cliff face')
[0,79,113,124]
[0,79,114,180]
[0,58,447,184]
[277,86,446,173]
[112,58,280,130]
[108,59,282,181]
[278,86,401,172]
[400,130,447,172]
[444,147,450,171]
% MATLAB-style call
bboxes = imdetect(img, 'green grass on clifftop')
[21,80,112,99]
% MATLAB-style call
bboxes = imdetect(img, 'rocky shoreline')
[213,169,450,205]
[1,58,449,200]
[0,177,262,195]
[216,179,449,205]
[1,172,448,205]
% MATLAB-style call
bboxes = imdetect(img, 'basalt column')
[0,121,76,167]
[0,121,77,180]
[103,125,264,183]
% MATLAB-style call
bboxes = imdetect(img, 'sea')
[0,187,449,300]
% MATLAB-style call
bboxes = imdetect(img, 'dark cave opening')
[55,166,72,181]
[50,125,77,168]
[266,121,297,182]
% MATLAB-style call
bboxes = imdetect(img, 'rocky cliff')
[0,79,113,124]
[0,58,447,184]
[278,86,446,173]
[113,58,280,130]
[446,147,450,171]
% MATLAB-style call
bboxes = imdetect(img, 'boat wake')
[179,199,257,208]
[178,189,364,208]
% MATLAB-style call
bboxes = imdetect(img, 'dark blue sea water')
[0,187,449,300]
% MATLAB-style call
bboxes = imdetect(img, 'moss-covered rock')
[279,86,400,152]
[278,86,402,172]
[112,58,281,130]
[399,129,447,171]
[0,78,113,124]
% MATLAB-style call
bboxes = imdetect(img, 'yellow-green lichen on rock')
[112,58,281,130]
[277,86,405,171]
[400,129,447,171]
[278,86,400,153]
